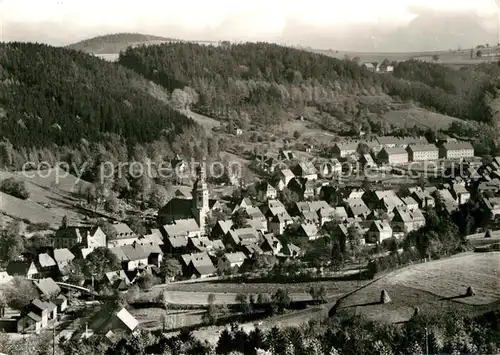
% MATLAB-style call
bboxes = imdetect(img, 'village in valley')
[1,127,499,348]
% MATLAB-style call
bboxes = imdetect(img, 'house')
[232,198,253,213]
[451,184,470,205]
[17,312,43,333]
[482,197,500,218]
[278,150,296,161]
[278,169,295,187]
[36,253,58,277]
[268,212,294,235]
[218,252,247,269]
[359,154,376,168]
[376,136,428,149]
[332,142,358,158]
[361,62,377,72]
[141,229,164,246]
[257,181,278,201]
[106,223,139,248]
[317,158,342,177]
[211,220,233,240]
[297,223,320,241]
[54,225,107,250]
[53,248,75,271]
[7,260,39,278]
[260,233,283,255]
[33,278,61,299]
[439,142,474,160]
[366,220,393,244]
[26,298,50,328]
[288,177,315,200]
[225,227,260,248]
[402,196,419,211]
[262,199,288,221]
[105,270,132,291]
[377,147,408,165]
[162,218,201,239]
[139,242,163,267]
[87,307,139,338]
[111,243,150,271]
[182,252,217,279]
[282,243,302,258]
[171,154,189,176]
[0,272,12,285]
[391,207,426,234]
[344,198,371,219]
[53,295,68,313]
[293,161,318,181]
[411,189,435,209]
[407,144,439,161]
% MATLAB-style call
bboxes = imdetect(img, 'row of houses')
[332,136,474,162]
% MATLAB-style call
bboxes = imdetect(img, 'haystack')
[413,307,420,316]
[465,286,476,297]
[380,289,391,304]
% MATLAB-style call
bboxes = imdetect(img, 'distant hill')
[66,33,178,54]
[0,42,197,149]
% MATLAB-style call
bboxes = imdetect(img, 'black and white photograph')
[0,0,499,354]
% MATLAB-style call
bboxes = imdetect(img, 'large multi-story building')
[407,144,439,161]
[377,147,408,165]
[439,142,474,160]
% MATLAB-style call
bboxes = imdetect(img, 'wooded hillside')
[119,42,500,128]
[0,42,196,149]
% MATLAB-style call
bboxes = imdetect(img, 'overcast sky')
[0,0,498,51]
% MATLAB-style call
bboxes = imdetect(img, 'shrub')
[0,178,29,199]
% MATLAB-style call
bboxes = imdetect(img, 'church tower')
[192,165,209,234]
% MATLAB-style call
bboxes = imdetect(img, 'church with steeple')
[157,165,212,235]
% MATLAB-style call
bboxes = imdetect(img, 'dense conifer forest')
[0,42,196,149]
[119,42,500,126]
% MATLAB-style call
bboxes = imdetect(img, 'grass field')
[0,168,90,226]
[180,110,220,131]
[383,107,460,130]
[337,252,500,324]
[162,279,367,299]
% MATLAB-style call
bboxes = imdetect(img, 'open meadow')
[336,252,500,324]
[0,168,90,227]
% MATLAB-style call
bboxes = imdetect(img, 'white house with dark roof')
[407,144,439,161]
[332,142,358,158]
[439,142,474,160]
[377,147,408,165]
[366,220,393,244]
[106,223,139,248]
[218,252,247,269]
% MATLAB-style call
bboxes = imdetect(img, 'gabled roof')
[442,142,474,151]
[38,253,57,268]
[34,278,61,298]
[345,198,371,217]
[121,243,149,261]
[407,144,438,152]
[189,252,216,276]
[105,270,131,285]
[110,223,136,238]
[141,229,164,245]
[381,147,408,155]
[300,223,319,238]
[26,311,42,322]
[245,206,265,219]
[7,260,38,276]
[279,169,295,179]
[402,196,418,206]
[370,220,392,233]
[335,142,358,150]
[224,252,247,264]
[162,219,200,237]
[139,242,163,255]
[53,249,75,264]
[115,308,139,332]
[215,220,233,235]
